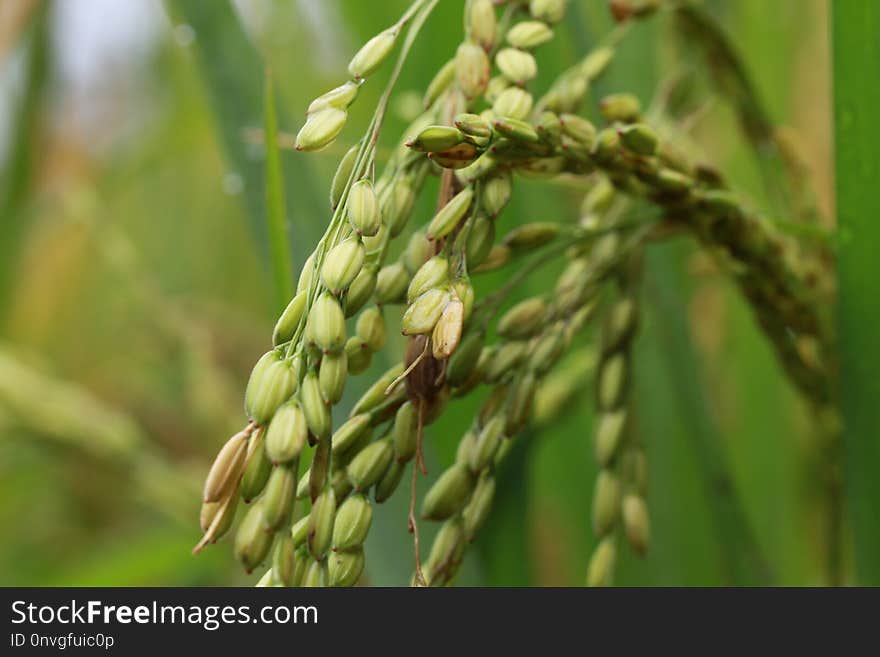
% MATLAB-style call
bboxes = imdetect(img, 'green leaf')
[833,0,880,585]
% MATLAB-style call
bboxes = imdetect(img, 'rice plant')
[193,0,843,587]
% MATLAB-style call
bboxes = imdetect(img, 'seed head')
[344,265,377,317]
[462,474,496,540]
[356,306,387,352]
[455,42,490,99]
[407,125,465,153]
[507,21,554,49]
[592,469,622,535]
[321,238,365,294]
[581,177,616,216]
[527,327,566,374]
[272,292,307,346]
[407,255,450,303]
[402,287,450,335]
[402,231,431,275]
[654,168,693,195]
[591,127,621,164]
[485,75,511,103]
[265,399,308,464]
[318,351,348,404]
[543,72,588,114]
[345,336,372,375]
[203,428,250,503]
[391,401,418,462]
[348,27,399,80]
[474,244,510,273]
[427,187,475,241]
[301,559,328,587]
[350,363,404,416]
[497,297,547,339]
[375,262,410,304]
[234,503,272,573]
[245,351,300,425]
[328,548,365,587]
[333,493,373,550]
[530,0,568,23]
[347,179,381,236]
[618,123,658,156]
[446,330,485,386]
[346,438,394,491]
[425,518,466,582]
[580,46,614,80]
[330,143,359,210]
[493,86,534,120]
[375,460,405,503]
[595,409,627,466]
[428,143,480,169]
[331,413,372,456]
[586,536,616,587]
[484,341,528,383]
[296,107,347,152]
[454,113,492,139]
[273,534,297,586]
[493,116,540,143]
[291,518,309,549]
[261,464,297,531]
[622,494,651,556]
[301,370,331,440]
[466,0,497,51]
[496,48,538,85]
[432,297,465,359]
[536,111,562,142]
[307,486,337,559]
[424,58,456,108]
[240,434,271,502]
[422,463,476,521]
[505,371,537,434]
[603,297,639,352]
[560,113,597,147]
[306,292,346,354]
[597,352,628,410]
[465,214,496,268]
[480,172,511,219]
[307,80,359,114]
[382,177,417,237]
[199,498,236,542]
[297,253,316,294]
[599,93,641,123]
[468,415,504,472]
[503,222,560,250]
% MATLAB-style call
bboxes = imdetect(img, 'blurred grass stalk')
[263,69,294,312]
[165,0,323,302]
[832,1,880,585]
[0,2,47,323]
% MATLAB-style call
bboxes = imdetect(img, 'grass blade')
[0,4,49,325]
[263,70,294,312]
[644,247,772,585]
[164,0,323,303]
[832,0,880,585]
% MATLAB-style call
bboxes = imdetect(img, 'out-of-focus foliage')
[0,0,844,586]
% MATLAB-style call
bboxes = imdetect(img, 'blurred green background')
[0,0,839,586]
